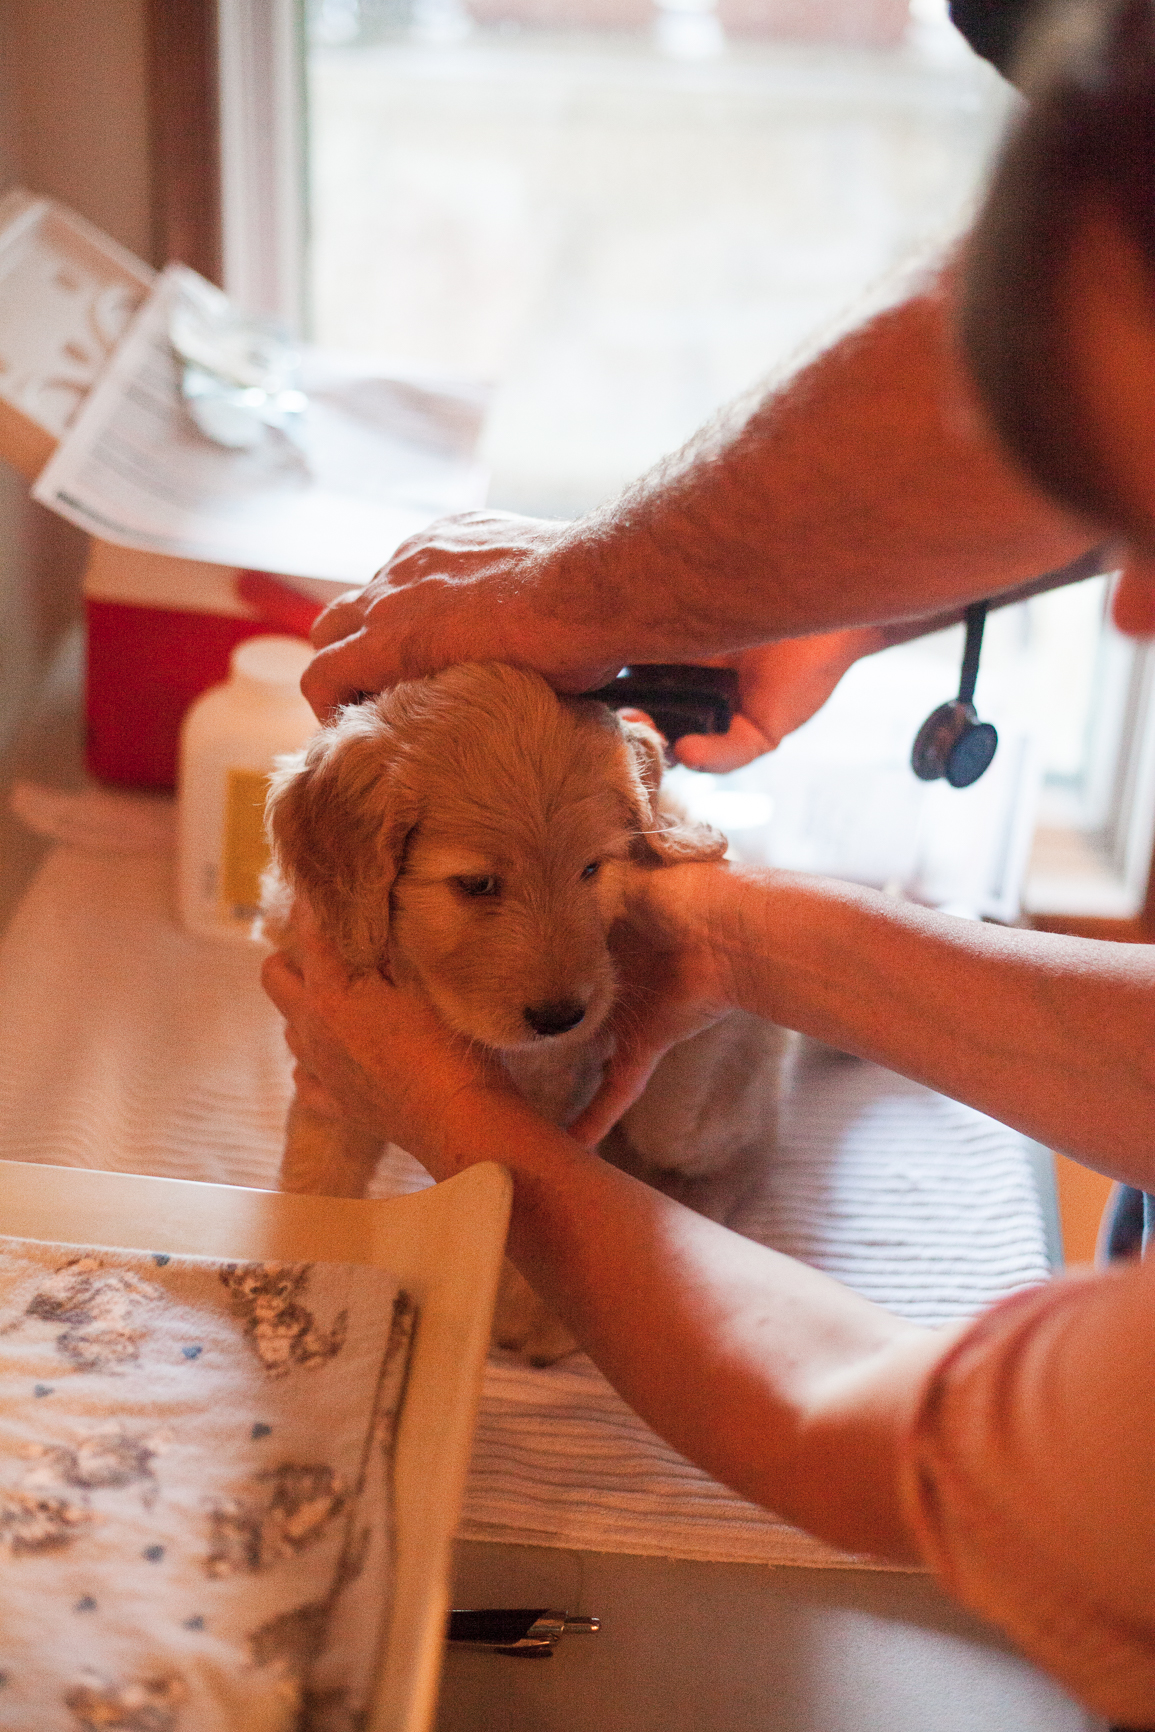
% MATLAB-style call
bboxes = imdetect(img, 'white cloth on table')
[0,787,1053,1569]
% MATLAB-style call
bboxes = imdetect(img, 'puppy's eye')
[580,860,601,881]
[453,874,501,899]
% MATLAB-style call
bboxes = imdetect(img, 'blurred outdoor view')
[303,0,1139,918]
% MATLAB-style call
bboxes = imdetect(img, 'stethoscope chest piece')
[911,602,998,789]
[912,699,998,787]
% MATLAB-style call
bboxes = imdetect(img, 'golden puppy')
[262,662,787,1363]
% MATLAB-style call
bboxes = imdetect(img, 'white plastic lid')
[229,634,314,693]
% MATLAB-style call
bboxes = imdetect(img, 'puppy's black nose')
[524,1000,586,1038]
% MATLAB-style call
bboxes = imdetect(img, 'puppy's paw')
[491,1260,577,1367]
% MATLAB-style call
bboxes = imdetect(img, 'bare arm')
[304,262,1100,717]
[260,923,951,1563]
[675,546,1109,771]
[260,853,1155,1561]
[576,864,1155,1189]
[443,1087,952,1564]
[262,917,1155,1708]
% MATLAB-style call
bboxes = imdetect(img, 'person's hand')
[302,510,618,717]
[305,509,882,768]
[569,860,738,1147]
[673,629,882,772]
[265,867,746,1161]
[1111,558,1155,636]
[260,902,518,1178]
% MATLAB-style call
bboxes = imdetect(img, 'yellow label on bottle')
[221,769,272,921]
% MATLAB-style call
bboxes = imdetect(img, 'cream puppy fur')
[262,662,788,1364]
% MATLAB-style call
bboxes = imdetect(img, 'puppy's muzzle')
[523,999,586,1039]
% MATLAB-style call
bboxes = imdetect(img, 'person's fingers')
[301,631,378,718]
[309,590,367,650]
[261,949,304,1016]
[291,1061,345,1120]
[675,631,873,772]
[303,629,618,718]
[1112,561,1155,636]
[287,905,356,986]
[568,1050,662,1147]
[262,955,349,1116]
[675,713,771,773]
[262,940,351,1028]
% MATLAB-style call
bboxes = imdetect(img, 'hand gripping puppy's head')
[264,662,725,1051]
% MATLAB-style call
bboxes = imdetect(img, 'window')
[302,0,1010,517]
[169,0,1155,933]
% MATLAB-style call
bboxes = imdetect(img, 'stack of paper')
[32,264,492,588]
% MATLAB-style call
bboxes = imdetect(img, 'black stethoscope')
[910,600,998,788]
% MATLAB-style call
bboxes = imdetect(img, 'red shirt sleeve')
[901,1255,1155,1724]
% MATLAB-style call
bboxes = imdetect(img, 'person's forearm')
[535,265,1100,667]
[260,931,940,1556]
[866,543,1112,654]
[304,259,1109,715]
[710,871,1155,1186]
[786,544,1111,715]
[435,1084,941,1561]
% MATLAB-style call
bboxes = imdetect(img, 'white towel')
[1,787,1052,1569]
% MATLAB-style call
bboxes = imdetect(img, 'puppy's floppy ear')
[615,715,728,866]
[265,694,423,972]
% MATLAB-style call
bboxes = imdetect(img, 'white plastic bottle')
[177,635,318,942]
